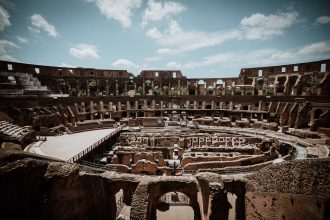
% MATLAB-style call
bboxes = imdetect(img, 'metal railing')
[68,126,123,163]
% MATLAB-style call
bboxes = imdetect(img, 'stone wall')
[0,150,329,220]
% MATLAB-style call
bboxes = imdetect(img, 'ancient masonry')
[0,59,329,220]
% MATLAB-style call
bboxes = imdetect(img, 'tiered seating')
[0,121,31,141]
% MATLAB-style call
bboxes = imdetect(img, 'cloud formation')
[146,20,241,54]
[0,39,19,61]
[166,41,330,71]
[112,58,140,69]
[142,0,185,25]
[16,36,29,43]
[69,43,100,59]
[87,0,141,28]
[315,15,330,24]
[240,11,298,40]
[0,5,11,31]
[29,14,59,37]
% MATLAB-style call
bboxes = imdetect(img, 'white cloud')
[16,36,29,43]
[315,16,330,24]
[29,14,59,37]
[60,62,76,68]
[240,11,298,40]
[69,44,100,59]
[297,41,330,55]
[146,20,241,54]
[112,58,140,69]
[145,27,162,39]
[166,41,330,71]
[167,53,234,69]
[142,0,185,25]
[0,39,19,61]
[0,5,11,31]
[145,56,161,62]
[87,0,141,28]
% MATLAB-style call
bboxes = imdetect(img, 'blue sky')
[0,0,329,77]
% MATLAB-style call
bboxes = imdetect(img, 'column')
[87,80,90,96]
[152,100,156,110]
[142,79,145,95]
[135,101,138,110]
[115,81,119,96]
[106,79,109,95]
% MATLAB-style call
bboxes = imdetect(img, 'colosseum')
[0,59,329,220]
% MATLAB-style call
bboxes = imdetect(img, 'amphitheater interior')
[0,59,329,220]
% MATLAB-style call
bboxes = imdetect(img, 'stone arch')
[110,179,141,220]
[216,79,223,85]
[130,178,202,220]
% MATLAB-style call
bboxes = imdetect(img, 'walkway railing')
[68,126,123,163]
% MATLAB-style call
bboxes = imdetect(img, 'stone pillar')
[109,102,113,111]
[90,101,94,119]
[178,79,181,96]
[229,101,233,110]
[222,82,226,95]
[211,101,214,109]
[220,102,223,110]
[186,100,190,109]
[127,101,131,110]
[76,82,80,97]
[144,100,147,109]
[124,81,128,95]
[195,81,198,95]
[231,82,235,95]
[118,102,121,111]
[87,80,90,96]
[194,101,197,109]
[135,101,138,110]
[115,81,119,96]
[258,100,262,111]
[160,101,164,110]
[142,79,145,95]
[160,81,163,95]
[202,101,206,109]
[96,79,100,96]
[152,100,156,110]
[106,79,109,95]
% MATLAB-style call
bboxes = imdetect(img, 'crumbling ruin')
[0,59,329,219]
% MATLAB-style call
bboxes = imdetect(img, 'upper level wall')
[239,59,330,78]
[139,70,184,79]
[0,60,130,78]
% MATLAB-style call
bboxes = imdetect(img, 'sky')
[0,0,329,77]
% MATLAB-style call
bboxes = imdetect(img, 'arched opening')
[314,109,323,120]
[156,192,195,220]
[188,86,196,95]
[216,79,223,85]
[197,80,205,85]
